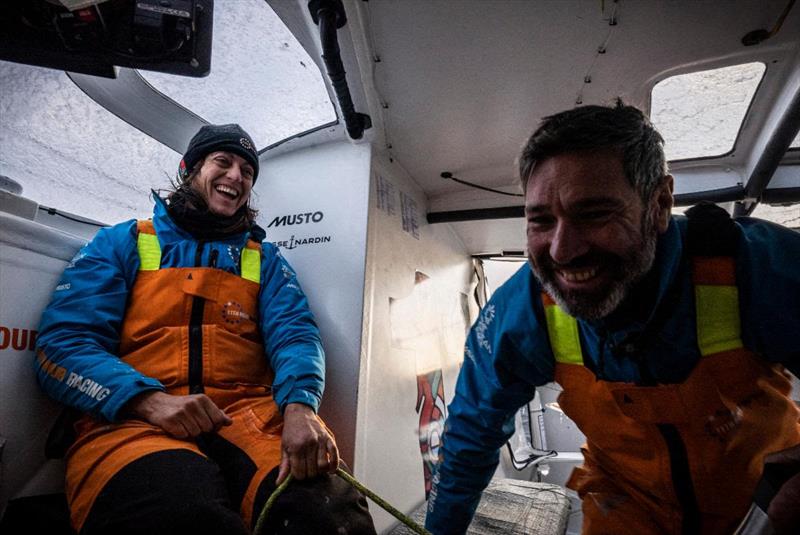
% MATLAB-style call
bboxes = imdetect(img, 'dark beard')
[530,214,658,320]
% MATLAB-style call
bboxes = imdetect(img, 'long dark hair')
[163,159,259,238]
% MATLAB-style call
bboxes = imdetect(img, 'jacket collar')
[586,216,684,337]
[150,191,265,245]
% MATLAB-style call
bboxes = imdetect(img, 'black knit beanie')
[179,123,259,182]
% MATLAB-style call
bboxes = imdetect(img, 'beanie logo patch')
[239,137,253,151]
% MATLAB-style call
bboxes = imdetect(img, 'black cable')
[505,401,556,471]
[38,206,109,228]
[106,38,186,61]
[505,442,557,471]
[440,172,523,197]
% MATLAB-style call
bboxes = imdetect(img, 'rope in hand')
[254,465,432,535]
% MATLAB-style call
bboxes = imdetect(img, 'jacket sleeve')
[737,217,800,377]
[258,244,325,413]
[34,221,165,422]
[425,296,540,535]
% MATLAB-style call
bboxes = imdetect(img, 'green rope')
[253,473,293,535]
[253,467,431,535]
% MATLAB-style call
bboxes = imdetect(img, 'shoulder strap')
[240,239,262,284]
[541,292,584,366]
[684,202,743,356]
[685,201,739,257]
[136,220,261,283]
[136,220,161,271]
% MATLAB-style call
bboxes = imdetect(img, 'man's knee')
[81,450,248,535]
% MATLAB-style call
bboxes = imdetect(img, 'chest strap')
[135,220,262,283]
[543,205,743,365]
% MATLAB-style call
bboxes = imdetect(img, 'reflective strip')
[241,247,261,284]
[544,304,584,365]
[695,284,743,356]
[137,232,161,271]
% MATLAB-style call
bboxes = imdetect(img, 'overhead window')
[140,1,336,149]
[651,62,766,161]
[0,60,178,224]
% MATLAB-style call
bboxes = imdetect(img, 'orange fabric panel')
[244,239,262,251]
[66,417,204,531]
[227,397,284,530]
[541,292,557,306]
[64,395,309,533]
[557,348,800,533]
[567,447,681,534]
[119,267,272,390]
[691,256,736,285]
[137,219,156,234]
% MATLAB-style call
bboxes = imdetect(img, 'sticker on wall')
[416,368,447,499]
[266,211,325,228]
[0,325,38,351]
[376,174,396,215]
[272,234,332,250]
[400,191,420,239]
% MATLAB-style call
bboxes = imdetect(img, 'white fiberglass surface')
[651,62,766,161]
[0,60,178,224]
[141,0,336,149]
[750,203,800,228]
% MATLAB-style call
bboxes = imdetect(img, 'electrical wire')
[505,401,557,471]
[440,172,523,197]
[38,206,109,228]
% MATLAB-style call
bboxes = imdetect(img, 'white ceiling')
[357,0,800,210]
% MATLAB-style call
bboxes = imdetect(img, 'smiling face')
[525,149,672,319]
[190,151,255,217]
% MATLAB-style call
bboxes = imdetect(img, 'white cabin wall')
[0,212,85,515]
[356,151,475,532]
[256,141,371,467]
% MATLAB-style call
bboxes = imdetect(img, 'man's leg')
[81,450,247,535]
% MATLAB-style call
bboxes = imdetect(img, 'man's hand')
[277,403,338,484]
[125,391,232,439]
[766,443,800,534]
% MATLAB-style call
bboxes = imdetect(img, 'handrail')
[734,85,800,216]
[309,0,372,140]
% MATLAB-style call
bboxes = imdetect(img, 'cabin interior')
[1,0,799,533]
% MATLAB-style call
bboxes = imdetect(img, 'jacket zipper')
[657,423,701,534]
[188,241,206,394]
[631,354,700,534]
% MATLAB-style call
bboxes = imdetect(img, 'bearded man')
[424,102,800,535]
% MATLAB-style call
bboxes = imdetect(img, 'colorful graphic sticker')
[416,369,447,498]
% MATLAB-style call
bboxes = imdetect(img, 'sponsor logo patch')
[273,234,332,250]
[222,301,251,324]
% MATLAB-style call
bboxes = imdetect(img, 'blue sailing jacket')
[425,215,800,534]
[35,196,325,422]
